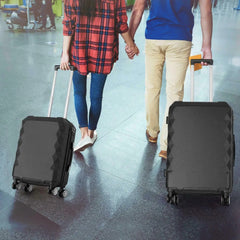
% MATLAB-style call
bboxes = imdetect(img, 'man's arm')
[129,0,146,39]
[199,0,213,60]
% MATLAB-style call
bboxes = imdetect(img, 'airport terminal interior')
[0,0,240,239]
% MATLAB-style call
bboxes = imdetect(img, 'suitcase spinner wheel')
[12,181,33,193]
[24,184,33,193]
[167,192,179,205]
[12,180,21,190]
[48,187,59,196]
[48,187,68,198]
[220,194,230,206]
[58,188,68,198]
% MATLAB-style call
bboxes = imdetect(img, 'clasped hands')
[125,43,139,60]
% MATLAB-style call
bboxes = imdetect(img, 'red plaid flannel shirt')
[62,0,128,75]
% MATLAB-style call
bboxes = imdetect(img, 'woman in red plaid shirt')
[60,0,139,152]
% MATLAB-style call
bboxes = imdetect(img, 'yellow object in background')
[2,0,22,9]
[0,1,5,7]
[5,0,21,4]
[189,54,202,71]
[52,0,62,17]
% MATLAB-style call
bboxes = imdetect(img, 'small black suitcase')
[165,59,235,206]
[12,65,76,198]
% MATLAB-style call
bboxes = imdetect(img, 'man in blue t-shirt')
[126,0,213,159]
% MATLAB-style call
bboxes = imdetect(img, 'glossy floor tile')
[0,0,240,239]
[0,191,60,240]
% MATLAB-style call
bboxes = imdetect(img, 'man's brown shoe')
[146,130,158,143]
[159,150,167,160]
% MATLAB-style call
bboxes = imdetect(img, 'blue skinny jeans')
[72,71,107,130]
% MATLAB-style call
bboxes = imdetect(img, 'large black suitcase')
[165,59,235,206]
[12,65,76,198]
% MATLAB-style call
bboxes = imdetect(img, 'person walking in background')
[126,0,213,160]
[60,0,139,152]
[37,0,56,31]
[32,0,42,23]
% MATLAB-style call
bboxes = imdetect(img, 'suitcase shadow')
[175,194,239,240]
[8,200,61,238]
[73,150,101,201]
[72,149,111,214]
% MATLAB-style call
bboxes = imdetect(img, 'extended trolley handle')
[190,59,214,102]
[48,65,77,119]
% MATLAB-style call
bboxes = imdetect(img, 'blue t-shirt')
[145,0,194,41]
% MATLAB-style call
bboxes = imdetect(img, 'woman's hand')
[60,52,70,70]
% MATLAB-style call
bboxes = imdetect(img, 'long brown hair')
[79,0,102,17]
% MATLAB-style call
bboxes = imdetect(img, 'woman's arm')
[60,36,72,70]
[60,0,76,70]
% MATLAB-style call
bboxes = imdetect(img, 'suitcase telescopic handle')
[190,59,214,102]
[48,65,77,119]
[54,65,76,71]
[190,59,213,65]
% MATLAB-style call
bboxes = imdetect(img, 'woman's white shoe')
[74,136,93,152]
[90,131,97,145]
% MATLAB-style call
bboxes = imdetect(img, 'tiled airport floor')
[0,1,240,239]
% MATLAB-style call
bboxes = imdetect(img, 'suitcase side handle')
[233,134,235,166]
[48,65,77,118]
[190,59,214,102]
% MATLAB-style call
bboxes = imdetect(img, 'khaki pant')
[145,39,192,151]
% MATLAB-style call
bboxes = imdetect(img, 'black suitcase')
[12,65,76,198]
[165,59,235,206]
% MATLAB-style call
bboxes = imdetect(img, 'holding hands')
[125,43,139,60]
[120,30,139,60]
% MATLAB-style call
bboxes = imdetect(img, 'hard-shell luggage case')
[165,59,235,206]
[12,65,76,198]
